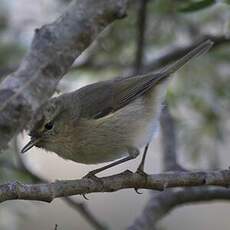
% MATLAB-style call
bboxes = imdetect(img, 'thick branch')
[0,0,127,150]
[0,169,230,203]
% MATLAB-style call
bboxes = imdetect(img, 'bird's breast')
[59,96,162,164]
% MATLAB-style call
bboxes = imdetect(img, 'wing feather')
[78,73,164,119]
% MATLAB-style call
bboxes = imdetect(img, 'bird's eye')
[44,121,53,130]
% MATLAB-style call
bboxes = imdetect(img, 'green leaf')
[178,0,216,13]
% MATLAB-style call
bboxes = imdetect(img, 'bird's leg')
[136,143,149,176]
[83,147,139,179]
[134,143,150,194]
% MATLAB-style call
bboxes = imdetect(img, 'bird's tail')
[158,39,213,76]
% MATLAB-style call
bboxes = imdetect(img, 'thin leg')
[136,143,149,174]
[84,153,138,178]
[134,143,150,194]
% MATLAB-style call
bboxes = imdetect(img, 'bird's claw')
[81,194,89,200]
[83,172,99,180]
[134,168,148,194]
[81,172,102,200]
[136,168,148,177]
[83,171,104,188]
[134,188,143,194]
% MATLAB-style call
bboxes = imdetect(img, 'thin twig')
[160,105,186,171]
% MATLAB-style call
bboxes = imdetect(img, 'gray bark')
[0,169,230,203]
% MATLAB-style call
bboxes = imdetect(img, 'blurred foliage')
[0,42,24,67]
[177,0,216,13]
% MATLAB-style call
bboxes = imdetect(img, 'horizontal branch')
[0,0,127,150]
[0,169,230,203]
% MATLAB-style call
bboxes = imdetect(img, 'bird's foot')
[136,168,148,177]
[82,171,104,200]
[83,171,104,187]
[134,168,148,194]
[81,194,89,200]
[83,171,100,180]
[123,169,134,175]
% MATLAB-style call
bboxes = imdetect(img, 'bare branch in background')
[128,187,230,230]
[133,0,148,74]
[64,197,107,230]
[0,0,128,150]
[160,105,186,171]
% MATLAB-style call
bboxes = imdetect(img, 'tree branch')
[0,0,127,150]
[160,105,178,171]
[160,104,186,171]
[133,0,148,74]
[0,169,230,203]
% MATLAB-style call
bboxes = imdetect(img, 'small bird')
[21,40,213,177]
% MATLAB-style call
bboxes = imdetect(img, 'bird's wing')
[78,73,164,119]
[78,39,213,119]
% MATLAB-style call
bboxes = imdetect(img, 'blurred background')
[1,0,230,229]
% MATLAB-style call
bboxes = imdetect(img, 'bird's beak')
[21,138,40,153]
